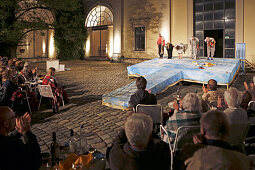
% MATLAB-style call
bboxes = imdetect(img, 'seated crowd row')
[0,56,69,114]
[105,76,255,169]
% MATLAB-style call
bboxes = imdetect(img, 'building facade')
[17,0,255,63]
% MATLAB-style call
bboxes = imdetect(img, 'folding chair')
[248,101,255,111]
[38,85,64,112]
[160,125,200,170]
[136,104,162,132]
[227,123,250,154]
[21,88,32,114]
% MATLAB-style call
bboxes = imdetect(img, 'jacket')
[174,139,249,170]
[106,129,170,170]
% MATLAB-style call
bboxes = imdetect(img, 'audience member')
[1,70,18,107]
[240,90,252,111]
[128,76,157,111]
[42,67,69,104]
[166,93,202,141]
[221,87,249,150]
[22,62,37,81]
[201,79,221,112]
[0,107,42,170]
[175,110,249,170]
[244,76,255,100]
[106,113,170,170]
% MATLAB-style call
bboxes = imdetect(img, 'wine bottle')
[50,132,60,166]
[80,125,88,155]
[69,129,78,153]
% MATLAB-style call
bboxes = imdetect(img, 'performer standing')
[175,43,188,59]
[157,33,165,58]
[204,37,216,60]
[189,36,200,60]
[166,42,174,59]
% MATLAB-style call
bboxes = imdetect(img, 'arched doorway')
[16,7,55,59]
[85,5,113,57]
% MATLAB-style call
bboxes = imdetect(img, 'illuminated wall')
[171,0,188,57]
[244,0,255,63]
[16,29,57,59]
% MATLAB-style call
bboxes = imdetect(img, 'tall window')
[135,27,145,51]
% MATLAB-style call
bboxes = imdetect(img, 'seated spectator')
[220,87,249,150]
[166,93,202,141]
[175,110,249,170]
[244,76,255,100]
[42,67,69,104]
[14,61,24,75]
[128,76,157,111]
[201,79,221,112]
[106,113,170,170]
[1,70,18,107]
[0,107,42,170]
[240,90,252,112]
[21,62,37,81]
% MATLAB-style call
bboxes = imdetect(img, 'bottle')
[50,132,60,166]
[69,129,78,153]
[80,125,88,155]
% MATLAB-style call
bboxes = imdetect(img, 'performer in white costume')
[204,37,216,60]
[189,36,200,60]
[175,43,188,59]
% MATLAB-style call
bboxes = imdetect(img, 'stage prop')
[102,57,241,110]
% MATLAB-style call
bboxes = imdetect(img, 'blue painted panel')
[104,57,241,109]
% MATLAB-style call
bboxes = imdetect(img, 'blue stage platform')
[102,57,241,109]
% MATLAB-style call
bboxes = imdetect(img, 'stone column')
[112,0,122,61]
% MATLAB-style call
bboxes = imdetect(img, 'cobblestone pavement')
[31,59,254,155]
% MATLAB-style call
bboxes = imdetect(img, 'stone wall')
[122,0,165,59]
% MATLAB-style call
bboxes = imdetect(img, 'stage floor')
[102,57,241,109]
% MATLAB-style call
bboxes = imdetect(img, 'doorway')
[204,30,223,58]
[91,27,108,56]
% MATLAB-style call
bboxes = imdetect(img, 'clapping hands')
[15,113,31,135]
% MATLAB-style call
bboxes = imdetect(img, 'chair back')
[248,101,255,111]
[173,125,200,151]
[136,104,162,124]
[38,85,54,98]
[227,123,250,153]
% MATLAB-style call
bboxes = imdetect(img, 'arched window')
[85,5,113,27]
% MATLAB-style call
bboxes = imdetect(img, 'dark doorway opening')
[204,30,223,58]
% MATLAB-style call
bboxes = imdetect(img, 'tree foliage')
[0,0,51,58]
[0,0,87,60]
[44,0,87,60]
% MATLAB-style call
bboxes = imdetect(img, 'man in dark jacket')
[129,76,157,111]
[0,107,42,170]
[106,113,170,170]
[174,110,249,170]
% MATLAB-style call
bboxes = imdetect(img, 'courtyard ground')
[30,59,254,155]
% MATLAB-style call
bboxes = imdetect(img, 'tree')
[0,0,87,60]
[0,0,51,58]
[43,0,87,60]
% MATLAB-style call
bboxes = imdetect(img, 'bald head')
[207,79,217,91]
[0,107,16,135]
[200,110,229,140]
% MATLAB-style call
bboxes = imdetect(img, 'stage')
[102,57,241,110]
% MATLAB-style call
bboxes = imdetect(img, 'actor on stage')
[166,42,174,59]
[157,33,165,58]
[175,43,188,59]
[204,37,216,60]
[189,36,199,60]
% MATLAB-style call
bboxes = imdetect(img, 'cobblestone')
[30,60,254,155]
